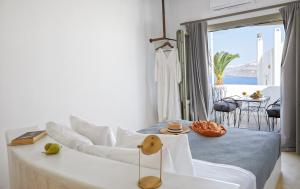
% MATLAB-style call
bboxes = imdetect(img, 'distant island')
[222,61,258,85]
[224,61,257,77]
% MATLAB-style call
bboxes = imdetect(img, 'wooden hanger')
[155,41,174,51]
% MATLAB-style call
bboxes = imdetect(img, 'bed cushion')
[70,116,116,146]
[46,122,93,150]
[78,144,175,173]
[115,127,194,176]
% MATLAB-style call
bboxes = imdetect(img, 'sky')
[210,24,285,66]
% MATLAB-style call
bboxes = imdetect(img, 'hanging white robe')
[155,48,182,121]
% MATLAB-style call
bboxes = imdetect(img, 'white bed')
[138,122,282,189]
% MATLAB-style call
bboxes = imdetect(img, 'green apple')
[44,143,61,155]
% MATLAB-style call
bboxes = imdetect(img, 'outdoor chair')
[212,86,241,126]
[213,97,240,126]
[266,99,280,132]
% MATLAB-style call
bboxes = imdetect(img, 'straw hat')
[160,122,190,135]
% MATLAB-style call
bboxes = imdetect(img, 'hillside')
[224,61,257,77]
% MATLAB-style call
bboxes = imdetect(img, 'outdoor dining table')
[232,96,271,130]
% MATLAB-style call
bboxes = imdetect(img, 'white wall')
[166,0,295,37]
[0,0,161,188]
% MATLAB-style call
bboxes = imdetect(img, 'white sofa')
[6,128,240,189]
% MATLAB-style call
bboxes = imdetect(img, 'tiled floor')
[277,152,300,189]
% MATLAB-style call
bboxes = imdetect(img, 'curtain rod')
[181,1,299,26]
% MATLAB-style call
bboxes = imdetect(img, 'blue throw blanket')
[138,121,281,189]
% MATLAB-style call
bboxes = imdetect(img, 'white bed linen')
[6,133,240,189]
[192,159,256,189]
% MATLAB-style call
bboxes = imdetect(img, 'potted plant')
[213,51,240,85]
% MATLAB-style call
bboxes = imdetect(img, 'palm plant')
[214,51,240,85]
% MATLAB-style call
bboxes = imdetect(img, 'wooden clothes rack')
[149,0,176,43]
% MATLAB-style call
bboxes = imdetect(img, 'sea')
[223,76,257,85]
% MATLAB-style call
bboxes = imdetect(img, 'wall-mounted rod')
[162,0,166,38]
[150,0,176,43]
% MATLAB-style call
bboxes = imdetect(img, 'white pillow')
[78,144,175,173]
[115,127,194,176]
[70,116,116,146]
[46,122,93,150]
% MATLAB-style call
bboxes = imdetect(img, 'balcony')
[211,84,280,131]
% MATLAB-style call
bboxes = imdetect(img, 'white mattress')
[192,157,281,189]
[193,159,256,189]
